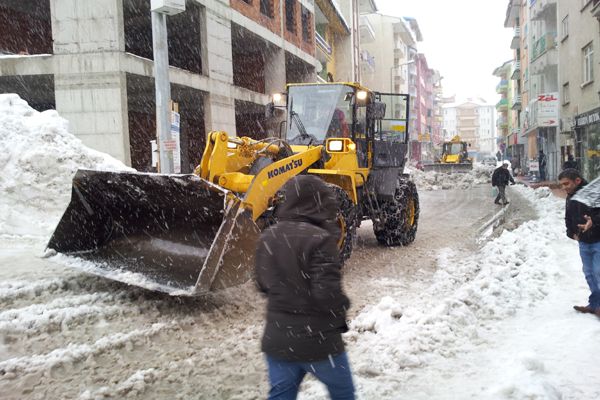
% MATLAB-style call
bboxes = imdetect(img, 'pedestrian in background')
[563,154,578,170]
[538,150,547,181]
[558,168,600,317]
[491,160,515,205]
[255,175,355,400]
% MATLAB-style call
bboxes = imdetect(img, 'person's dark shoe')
[503,201,510,205]
[494,201,501,205]
[574,305,595,314]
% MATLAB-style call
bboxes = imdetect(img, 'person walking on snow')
[491,161,515,205]
[255,175,355,400]
[558,168,600,317]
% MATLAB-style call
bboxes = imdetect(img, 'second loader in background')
[47,83,420,296]
[423,135,473,173]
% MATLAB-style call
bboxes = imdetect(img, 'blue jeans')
[265,353,355,400]
[578,241,600,309]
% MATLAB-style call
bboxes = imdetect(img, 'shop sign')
[529,160,539,172]
[537,93,559,126]
[575,108,600,128]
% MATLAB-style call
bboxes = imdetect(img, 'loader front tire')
[329,185,359,263]
[374,179,419,246]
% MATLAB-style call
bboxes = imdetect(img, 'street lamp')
[389,59,415,93]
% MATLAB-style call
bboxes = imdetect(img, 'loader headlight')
[227,142,238,149]
[356,90,368,101]
[327,139,344,152]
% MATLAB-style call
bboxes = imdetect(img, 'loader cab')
[283,83,357,146]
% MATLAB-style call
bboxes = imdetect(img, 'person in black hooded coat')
[255,175,355,400]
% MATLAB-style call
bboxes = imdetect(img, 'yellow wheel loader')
[47,83,419,296]
[422,135,473,173]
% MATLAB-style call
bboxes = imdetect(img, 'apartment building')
[502,0,600,180]
[559,0,600,180]
[493,61,511,156]
[0,0,374,172]
[442,99,495,156]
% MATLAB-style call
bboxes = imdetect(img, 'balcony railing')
[531,32,557,61]
[511,61,521,80]
[496,98,508,110]
[360,50,375,72]
[511,27,521,49]
[512,95,522,110]
[315,31,332,56]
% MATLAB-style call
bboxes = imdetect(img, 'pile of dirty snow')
[0,94,131,238]
[411,163,495,191]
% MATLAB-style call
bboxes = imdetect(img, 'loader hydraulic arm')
[243,146,323,220]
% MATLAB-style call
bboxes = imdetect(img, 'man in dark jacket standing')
[558,168,600,316]
[491,161,515,205]
[255,175,354,400]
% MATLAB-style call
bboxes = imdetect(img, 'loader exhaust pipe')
[47,170,260,296]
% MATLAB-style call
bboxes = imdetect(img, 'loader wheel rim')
[337,215,347,249]
[407,197,415,227]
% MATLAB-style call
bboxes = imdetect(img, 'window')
[260,0,273,18]
[583,42,594,84]
[285,0,296,33]
[561,15,569,40]
[301,6,311,42]
[563,82,570,105]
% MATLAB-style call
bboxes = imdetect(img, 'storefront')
[574,107,600,181]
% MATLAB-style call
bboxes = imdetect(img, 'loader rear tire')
[329,185,359,263]
[374,179,419,246]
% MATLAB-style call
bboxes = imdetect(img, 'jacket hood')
[275,175,338,224]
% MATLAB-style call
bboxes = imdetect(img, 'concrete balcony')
[511,61,521,80]
[496,98,508,111]
[530,0,557,21]
[512,94,522,110]
[531,32,557,75]
[359,16,376,44]
[511,27,521,49]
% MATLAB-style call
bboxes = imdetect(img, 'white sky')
[375,0,514,104]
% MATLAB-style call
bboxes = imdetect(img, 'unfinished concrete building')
[0,0,320,172]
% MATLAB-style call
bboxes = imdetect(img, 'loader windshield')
[286,84,353,145]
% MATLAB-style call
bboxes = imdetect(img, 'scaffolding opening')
[0,0,52,55]
[123,0,203,75]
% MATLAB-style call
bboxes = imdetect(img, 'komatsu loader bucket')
[47,169,260,296]
[422,162,473,173]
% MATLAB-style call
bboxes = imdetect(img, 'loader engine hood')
[275,175,337,226]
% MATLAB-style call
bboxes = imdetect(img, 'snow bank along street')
[1,95,599,399]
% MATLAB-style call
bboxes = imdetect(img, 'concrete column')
[201,7,236,135]
[264,47,286,96]
[54,71,131,164]
[50,0,131,165]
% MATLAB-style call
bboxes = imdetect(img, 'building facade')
[0,0,374,172]
[502,0,600,181]
[442,99,495,157]
[559,0,600,180]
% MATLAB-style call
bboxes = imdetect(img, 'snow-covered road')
[2,94,600,400]
[0,185,539,400]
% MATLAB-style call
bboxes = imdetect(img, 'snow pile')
[342,185,570,397]
[0,94,132,238]
[412,163,495,191]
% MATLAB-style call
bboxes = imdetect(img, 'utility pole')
[151,0,185,173]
